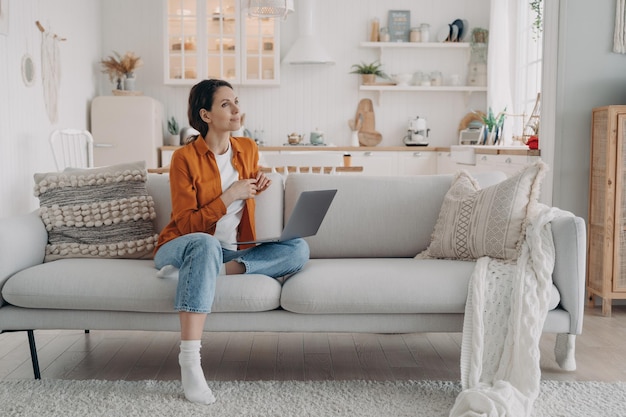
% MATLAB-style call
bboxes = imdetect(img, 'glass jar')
[430,70,443,86]
[420,23,430,42]
[410,27,421,42]
[412,71,426,86]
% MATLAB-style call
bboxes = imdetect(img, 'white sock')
[179,340,216,404]
[156,265,179,279]
[157,264,225,279]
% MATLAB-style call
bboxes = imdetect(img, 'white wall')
[0,0,102,217]
[551,0,626,217]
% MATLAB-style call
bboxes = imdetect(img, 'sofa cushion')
[2,258,281,313]
[283,172,507,259]
[421,161,546,260]
[284,175,454,258]
[282,258,475,314]
[280,259,560,314]
[33,161,159,262]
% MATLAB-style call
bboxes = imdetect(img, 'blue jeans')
[154,233,309,313]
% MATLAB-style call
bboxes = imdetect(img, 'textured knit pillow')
[33,160,158,262]
[421,161,546,260]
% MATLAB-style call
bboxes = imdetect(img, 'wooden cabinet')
[587,105,626,316]
[164,0,280,85]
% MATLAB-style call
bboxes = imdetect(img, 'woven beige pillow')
[421,161,546,260]
[34,160,158,262]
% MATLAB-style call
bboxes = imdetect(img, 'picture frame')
[388,10,410,42]
[0,0,8,36]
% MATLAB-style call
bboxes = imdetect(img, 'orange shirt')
[155,136,260,253]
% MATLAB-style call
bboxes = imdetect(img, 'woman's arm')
[168,152,226,236]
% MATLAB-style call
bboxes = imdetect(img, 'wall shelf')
[357,41,485,105]
[360,41,471,49]
[360,85,486,105]
[359,85,486,92]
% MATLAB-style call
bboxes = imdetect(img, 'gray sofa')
[0,171,586,379]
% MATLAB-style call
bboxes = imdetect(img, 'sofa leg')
[27,330,41,379]
[554,333,576,371]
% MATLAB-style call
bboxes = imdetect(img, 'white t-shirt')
[213,145,245,250]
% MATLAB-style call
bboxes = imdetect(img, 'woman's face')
[202,86,241,134]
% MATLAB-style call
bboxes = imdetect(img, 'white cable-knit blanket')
[449,205,572,417]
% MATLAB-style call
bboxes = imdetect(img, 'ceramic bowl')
[392,73,412,86]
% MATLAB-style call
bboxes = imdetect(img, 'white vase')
[124,76,136,91]
[165,134,179,146]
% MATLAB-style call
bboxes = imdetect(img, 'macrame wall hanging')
[36,20,65,123]
[614,0,626,53]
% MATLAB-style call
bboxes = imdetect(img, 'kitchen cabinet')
[397,150,437,175]
[164,146,538,178]
[164,0,280,85]
[474,154,533,176]
[260,148,426,176]
[350,151,398,176]
[260,149,437,176]
[587,105,626,316]
[436,151,539,177]
[259,150,344,168]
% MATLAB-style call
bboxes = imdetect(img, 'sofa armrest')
[0,211,47,306]
[550,215,586,335]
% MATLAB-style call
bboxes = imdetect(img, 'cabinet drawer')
[398,151,437,175]
[475,154,536,176]
[352,151,397,176]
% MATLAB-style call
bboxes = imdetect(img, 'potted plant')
[350,61,389,85]
[480,107,507,145]
[166,116,179,146]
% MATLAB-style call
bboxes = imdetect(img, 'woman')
[154,79,309,404]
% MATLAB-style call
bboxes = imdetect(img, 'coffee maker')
[404,116,430,145]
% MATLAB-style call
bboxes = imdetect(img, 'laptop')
[235,189,337,245]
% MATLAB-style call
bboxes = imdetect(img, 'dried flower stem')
[100,51,143,82]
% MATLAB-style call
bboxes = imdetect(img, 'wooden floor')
[1,306,625,382]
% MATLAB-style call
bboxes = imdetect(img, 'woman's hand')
[221,179,259,206]
[220,173,271,207]
[255,171,272,193]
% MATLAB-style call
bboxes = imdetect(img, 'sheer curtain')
[488,0,542,145]
[615,0,626,53]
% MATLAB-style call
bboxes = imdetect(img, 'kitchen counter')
[259,145,540,156]
[160,145,540,156]
[159,146,540,176]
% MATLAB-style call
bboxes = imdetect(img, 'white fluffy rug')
[1,379,625,417]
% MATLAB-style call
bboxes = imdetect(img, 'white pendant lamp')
[247,0,294,19]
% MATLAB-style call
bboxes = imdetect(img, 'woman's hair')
[185,79,233,143]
